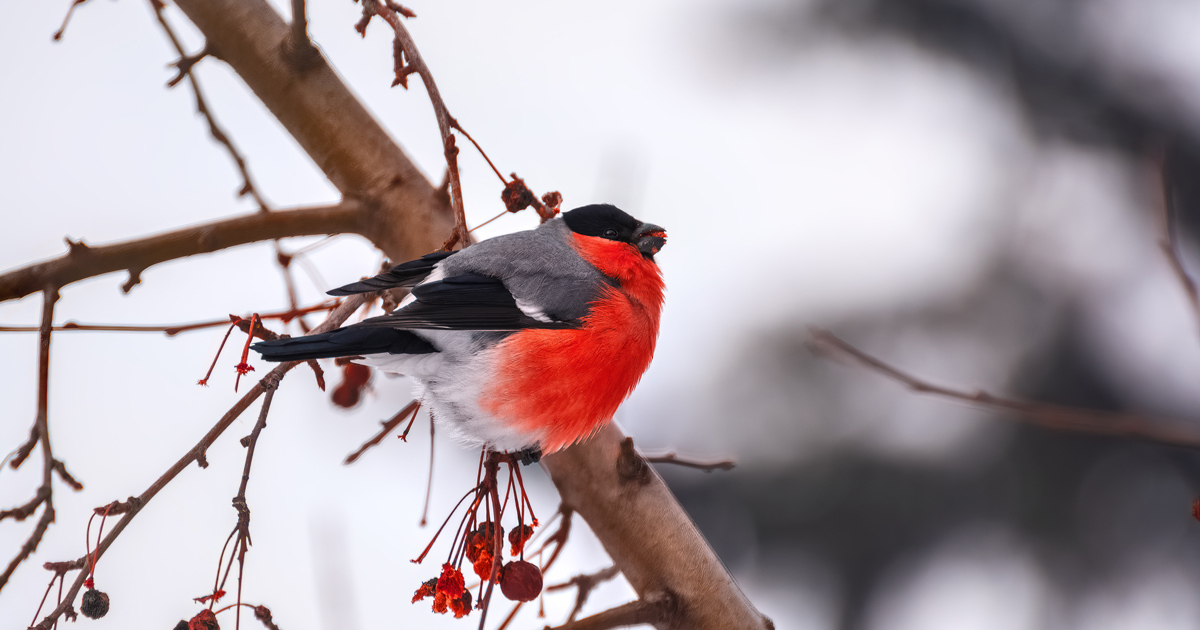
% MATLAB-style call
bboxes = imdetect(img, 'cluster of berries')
[412,520,541,618]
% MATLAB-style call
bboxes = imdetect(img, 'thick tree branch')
[169,0,456,263]
[542,428,771,630]
[0,203,361,303]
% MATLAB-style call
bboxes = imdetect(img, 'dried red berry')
[509,523,535,555]
[1193,497,1200,522]
[499,560,542,602]
[501,177,537,213]
[252,605,275,626]
[80,588,110,619]
[188,608,220,630]
[412,578,437,603]
[449,590,473,618]
[465,522,503,580]
[331,363,372,408]
[435,563,465,599]
[472,551,496,581]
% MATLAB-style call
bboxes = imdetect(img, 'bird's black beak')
[633,222,667,259]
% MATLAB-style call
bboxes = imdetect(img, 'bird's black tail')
[252,326,437,362]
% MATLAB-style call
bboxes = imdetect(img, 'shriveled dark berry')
[188,608,220,630]
[80,588,110,619]
[173,621,189,630]
[499,560,542,602]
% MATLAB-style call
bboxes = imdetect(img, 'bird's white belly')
[357,329,545,452]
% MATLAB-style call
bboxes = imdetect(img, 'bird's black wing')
[358,273,580,331]
[327,251,456,296]
[252,327,436,362]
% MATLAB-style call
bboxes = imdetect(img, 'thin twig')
[343,400,420,464]
[0,301,339,335]
[644,453,735,473]
[809,327,1200,447]
[167,47,210,88]
[0,202,362,303]
[421,418,435,526]
[449,122,507,185]
[231,382,280,630]
[7,426,39,472]
[546,565,620,623]
[358,2,470,250]
[149,0,269,210]
[477,453,505,630]
[31,295,367,629]
[0,290,71,592]
[287,0,319,69]
[51,0,89,41]
[543,592,677,630]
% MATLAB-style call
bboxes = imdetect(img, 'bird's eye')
[603,228,618,239]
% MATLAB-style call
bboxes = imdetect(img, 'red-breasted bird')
[252,204,666,457]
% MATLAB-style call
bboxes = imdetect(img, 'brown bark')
[170,0,455,264]
[544,426,772,629]
[0,203,361,302]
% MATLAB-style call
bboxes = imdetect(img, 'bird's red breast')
[479,234,665,452]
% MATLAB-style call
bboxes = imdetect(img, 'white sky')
[3,1,1200,629]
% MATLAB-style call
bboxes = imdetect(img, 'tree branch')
[644,453,735,473]
[149,0,269,210]
[546,565,620,623]
[287,0,319,70]
[169,0,456,264]
[14,2,771,627]
[31,295,367,629]
[542,429,771,630]
[543,592,678,630]
[0,202,362,303]
[809,327,1200,448]
[0,290,70,592]
[360,1,470,250]
[229,380,279,630]
[343,399,420,464]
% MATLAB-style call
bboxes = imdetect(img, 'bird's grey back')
[441,218,609,322]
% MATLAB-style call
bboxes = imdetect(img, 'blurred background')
[3,0,1200,628]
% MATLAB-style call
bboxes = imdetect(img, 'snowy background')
[5,0,1200,628]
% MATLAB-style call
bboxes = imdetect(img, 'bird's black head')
[561,204,667,260]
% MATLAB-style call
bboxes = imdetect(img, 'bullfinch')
[252,204,666,456]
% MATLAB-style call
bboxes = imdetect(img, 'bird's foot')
[515,446,542,466]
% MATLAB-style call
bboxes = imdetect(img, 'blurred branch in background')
[809,327,1200,448]
[671,2,1200,629]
